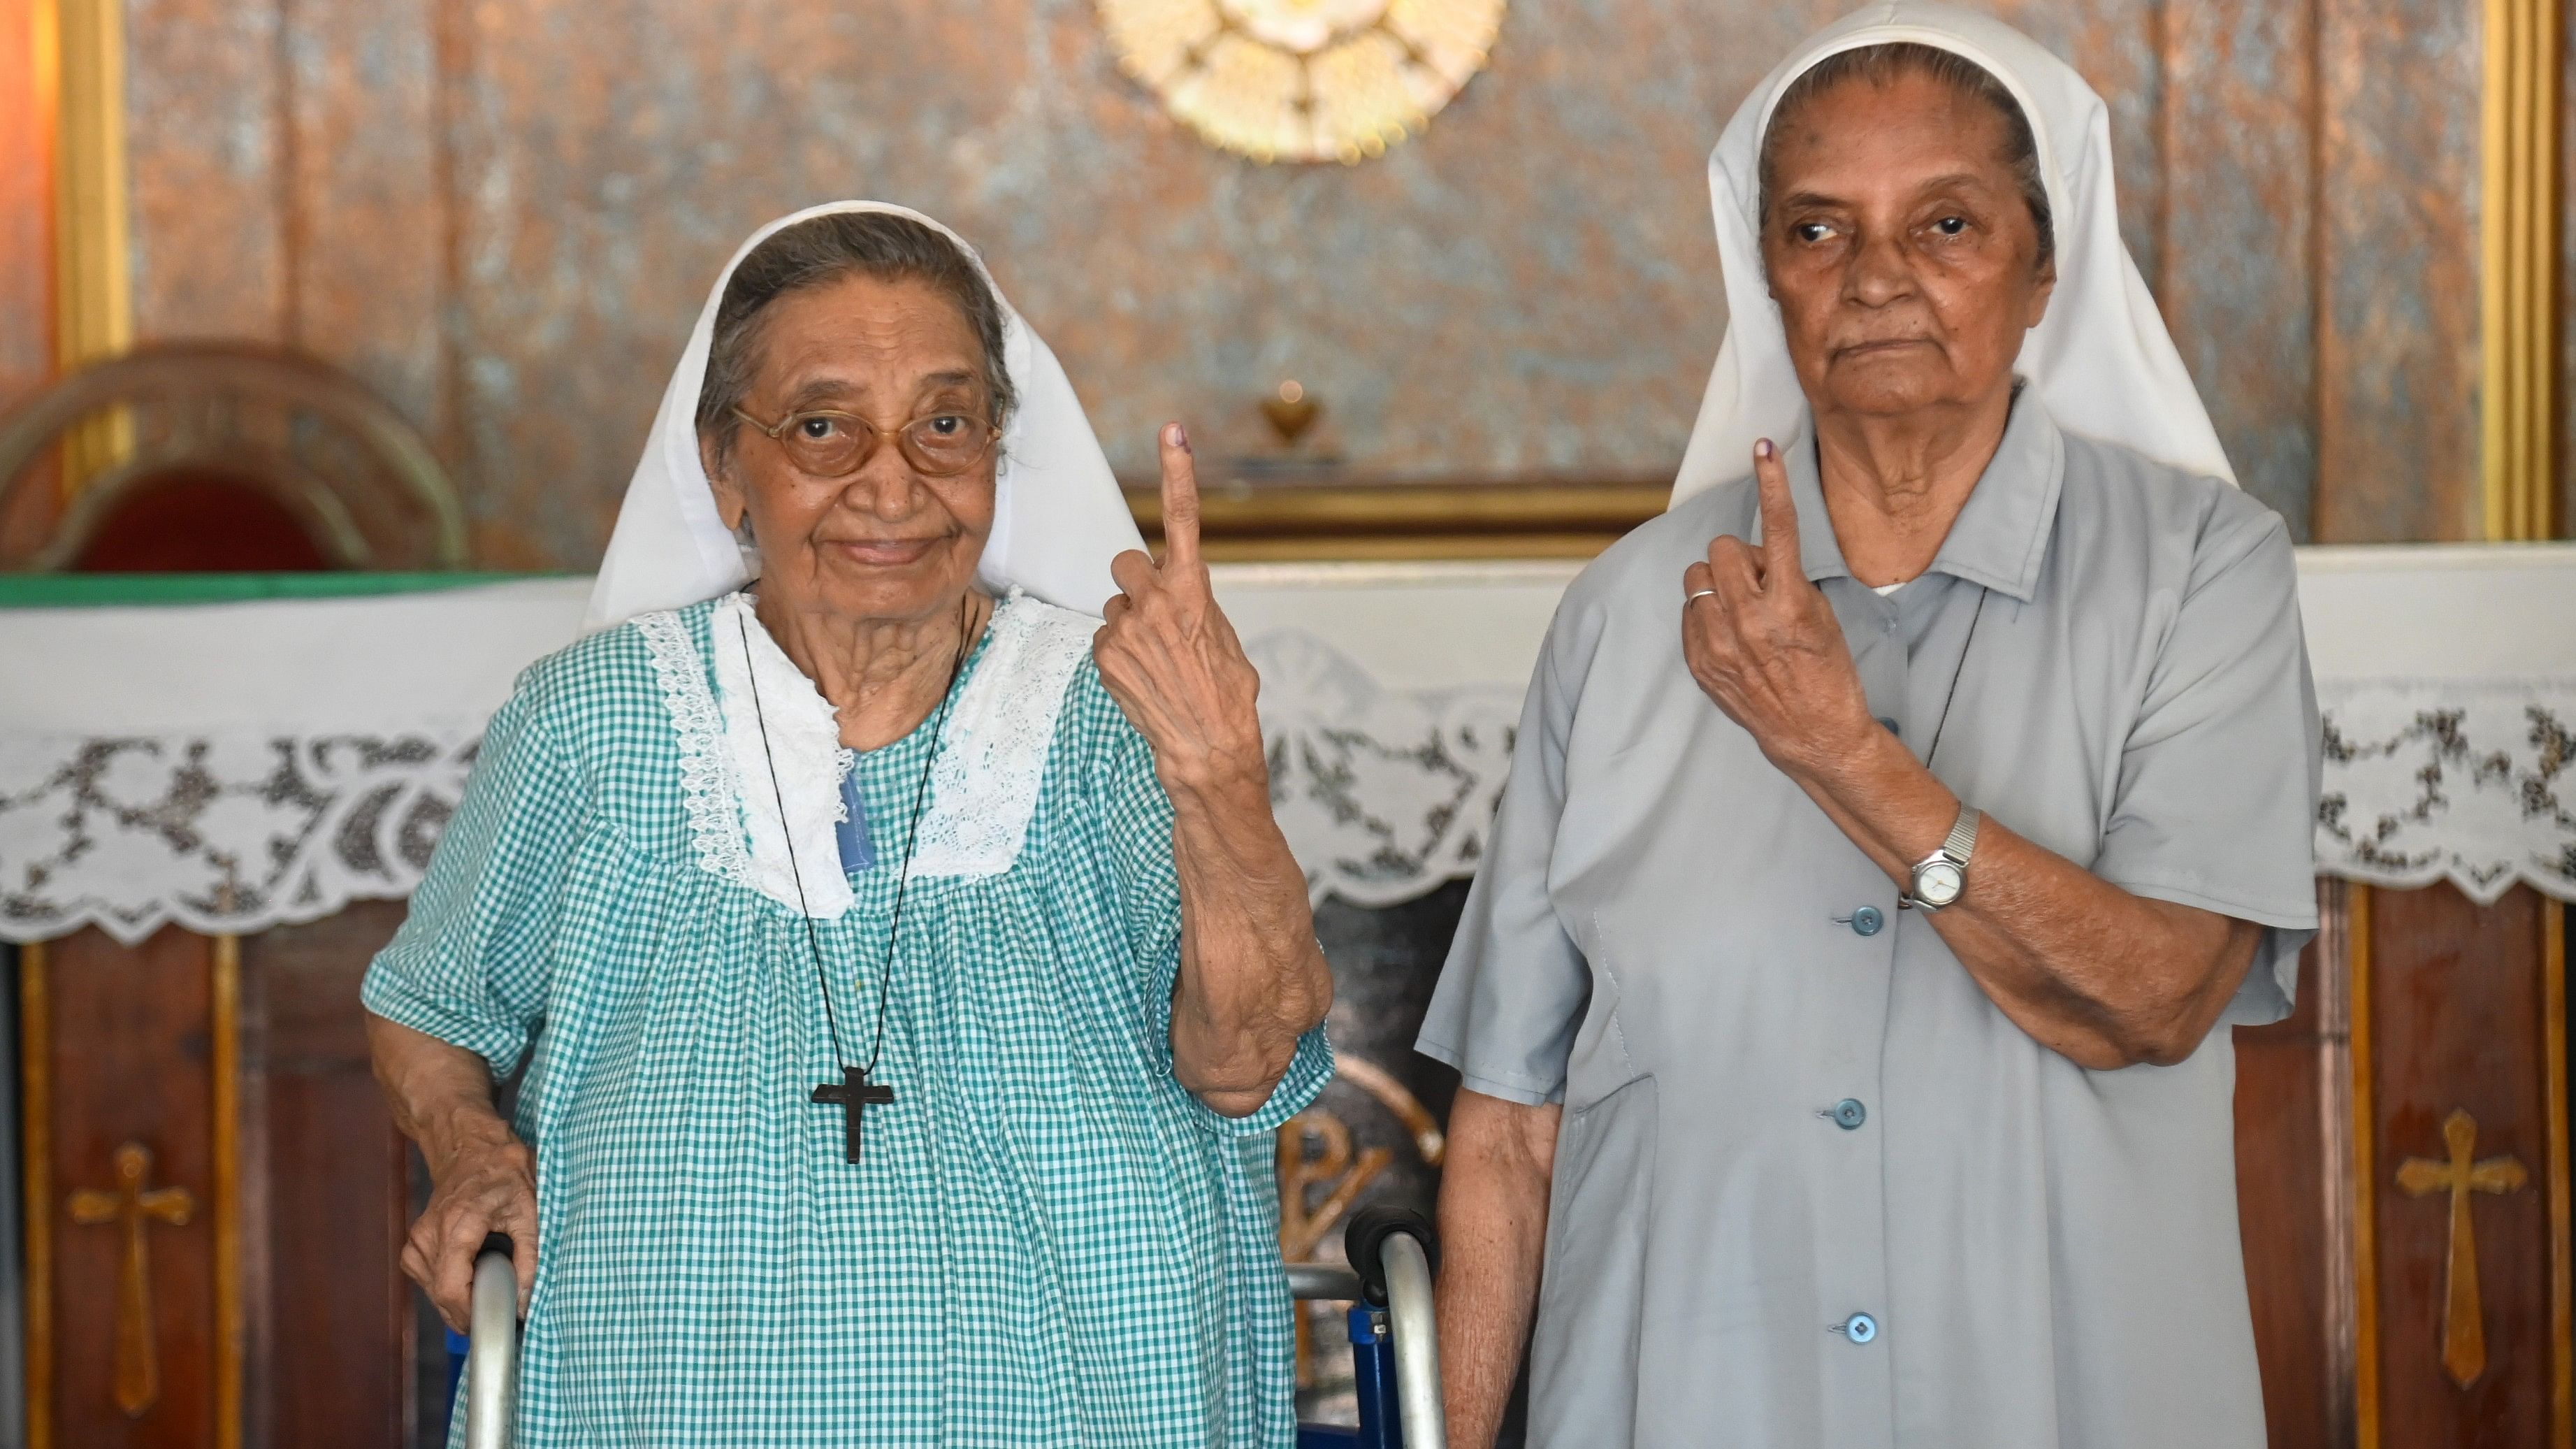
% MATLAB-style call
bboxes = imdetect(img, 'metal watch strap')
[1941,805,1981,869]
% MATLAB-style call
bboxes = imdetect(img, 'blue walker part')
[1296,1302,1403,1449]
[1347,1302,1404,1448]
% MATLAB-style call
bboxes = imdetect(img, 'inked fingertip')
[1756,438,1775,460]
[1166,421,1191,453]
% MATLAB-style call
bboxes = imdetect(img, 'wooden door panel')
[38,927,217,1448]
[20,881,2568,1448]
[2237,938,2345,1449]
[2368,884,2556,1445]
[241,902,412,1449]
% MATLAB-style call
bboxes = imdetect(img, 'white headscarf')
[584,201,1144,631]
[1671,3,2234,505]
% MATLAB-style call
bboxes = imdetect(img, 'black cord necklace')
[1924,584,1989,768]
[736,595,971,1165]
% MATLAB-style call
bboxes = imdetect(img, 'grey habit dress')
[1417,391,2322,1449]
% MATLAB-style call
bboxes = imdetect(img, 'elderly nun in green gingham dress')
[361,203,1333,1447]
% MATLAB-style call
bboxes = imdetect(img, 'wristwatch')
[1902,805,1981,911]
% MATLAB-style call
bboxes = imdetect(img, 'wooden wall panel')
[38,927,217,1448]
[240,902,411,1449]
[2311,0,2487,543]
[2367,884,2555,1445]
[2236,938,2343,1448]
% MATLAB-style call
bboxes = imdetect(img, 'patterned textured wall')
[83,0,2517,559]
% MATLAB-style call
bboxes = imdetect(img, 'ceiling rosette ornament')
[1099,0,1505,164]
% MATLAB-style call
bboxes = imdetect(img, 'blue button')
[1831,1099,1867,1130]
[1850,905,1883,936]
[1841,1312,1878,1343]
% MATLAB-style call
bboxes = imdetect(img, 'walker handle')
[1344,1206,1445,1449]
[463,1232,519,1449]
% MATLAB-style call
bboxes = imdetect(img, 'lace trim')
[645,591,1093,913]
[10,631,2576,949]
[909,591,1094,880]
[635,607,755,893]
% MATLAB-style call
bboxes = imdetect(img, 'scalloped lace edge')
[906,591,1093,880]
[635,606,756,893]
[635,591,1093,905]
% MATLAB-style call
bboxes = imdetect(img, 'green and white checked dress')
[363,589,1331,1448]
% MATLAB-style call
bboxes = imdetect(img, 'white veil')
[1671,3,2234,505]
[584,201,1144,631]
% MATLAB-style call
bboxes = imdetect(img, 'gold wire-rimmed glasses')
[730,404,1001,478]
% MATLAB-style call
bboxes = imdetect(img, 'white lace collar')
[635,589,1097,916]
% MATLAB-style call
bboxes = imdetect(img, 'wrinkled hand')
[1681,438,1876,780]
[1097,424,1267,795]
[402,1124,537,1333]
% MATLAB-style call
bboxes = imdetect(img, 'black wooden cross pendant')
[811,1066,895,1164]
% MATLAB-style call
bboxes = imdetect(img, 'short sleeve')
[361,676,586,1076]
[1083,673,1331,1138]
[1414,600,1595,1106]
[2090,503,2322,1025]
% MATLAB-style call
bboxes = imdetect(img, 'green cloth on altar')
[0,570,550,607]
[363,591,1330,1448]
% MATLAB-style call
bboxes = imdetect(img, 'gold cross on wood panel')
[66,1141,196,1418]
[2395,1109,2529,1387]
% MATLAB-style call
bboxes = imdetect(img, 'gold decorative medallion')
[1099,0,1505,163]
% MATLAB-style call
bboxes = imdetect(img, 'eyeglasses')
[730,404,1001,479]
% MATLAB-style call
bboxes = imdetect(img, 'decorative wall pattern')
[53,0,2523,568]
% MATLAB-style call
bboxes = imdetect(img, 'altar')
[2,547,2570,1446]
[7,551,2575,937]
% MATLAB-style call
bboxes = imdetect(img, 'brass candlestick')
[1260,380,1322,447]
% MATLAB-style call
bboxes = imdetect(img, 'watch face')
[1916,860,1964,907]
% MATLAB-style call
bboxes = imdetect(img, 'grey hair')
[1758,43,2055,271]
[695,210,1017,472]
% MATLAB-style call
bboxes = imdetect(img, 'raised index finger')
[1157,422,1201,570]
[1752,438,1800,586]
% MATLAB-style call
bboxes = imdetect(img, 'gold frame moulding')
[1122,474,1667,561]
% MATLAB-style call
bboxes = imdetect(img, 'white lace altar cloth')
[4,549,2571,945]
[2298,545,2576,904]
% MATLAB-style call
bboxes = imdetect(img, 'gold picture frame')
[1121,473,1667,561]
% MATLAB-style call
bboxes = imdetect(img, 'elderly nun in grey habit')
[1419,7,2322,1448]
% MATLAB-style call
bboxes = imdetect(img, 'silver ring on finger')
[1685,588,1718,605]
